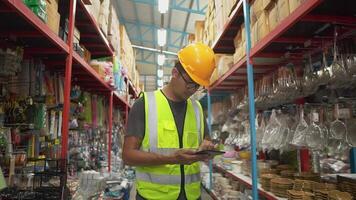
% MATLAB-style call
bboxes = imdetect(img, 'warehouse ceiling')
[114,0,208,91]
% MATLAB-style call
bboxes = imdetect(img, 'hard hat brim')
[178,56,210,87]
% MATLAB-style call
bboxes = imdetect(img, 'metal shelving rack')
[206,0,356,199]
[0,0,136,172]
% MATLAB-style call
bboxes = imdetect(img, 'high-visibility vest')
[135,90,204,200]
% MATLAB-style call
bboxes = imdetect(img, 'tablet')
[195,150,225,156]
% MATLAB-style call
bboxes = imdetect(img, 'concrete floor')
[129,185,213,200]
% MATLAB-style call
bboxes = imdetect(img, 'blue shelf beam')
[131,0,207,15]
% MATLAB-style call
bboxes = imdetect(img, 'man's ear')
[171,68,179,79]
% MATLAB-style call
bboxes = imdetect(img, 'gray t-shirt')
[126,90,208,200]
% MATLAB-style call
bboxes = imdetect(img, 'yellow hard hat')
[177,42,216,87]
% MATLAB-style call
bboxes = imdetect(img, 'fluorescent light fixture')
[158,0,169,13]
[157,54,165,66]
[157,29,167,46]
[157,69,164,78]
[157,79,163,87]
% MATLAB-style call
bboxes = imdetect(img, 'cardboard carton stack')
[108,1,120,52]
[214,0,238,34]
[120,25,136,80]
[203,0,216,46]
[98,0,110,36]
[84,0,101,23]
[231,0,302,64]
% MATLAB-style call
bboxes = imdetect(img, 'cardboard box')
[268,2,279,30]
[241,24,246,43]
[250,0,264,25]
[277,0,290,22]
[234,30,242,49]
[195,21,204,42]
[46,0,60,34]
[262,0,275,10]
[251,24,258,47]
[289,0,302,13]
[46,9,60,34]
[256,12,270,41]
[45,0,58,13]
[85,0,100,22]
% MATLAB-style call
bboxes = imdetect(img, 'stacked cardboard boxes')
[214,0,238,34]
[120,25,136,81]
[108,1,120,52]
[98,0,110,36]
[203,0,216,46]
[84,0,101,23]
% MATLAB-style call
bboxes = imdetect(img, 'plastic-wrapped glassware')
[291,106,308,147]
[330,105,347,140]
[273,112,290,150]
[256,114,266,150]
[305,111,323,150]
[262,109,281,150]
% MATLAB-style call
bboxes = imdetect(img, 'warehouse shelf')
[113,91,131,110]
[214,164,286,200]
[72,52,112,92]
[1,0,69,54]
[0,0,134,170]
[209,0,354,91]
[125,76,139,98]
[212,0,244,54]
[76,1,114,58]
[202,184,220,200]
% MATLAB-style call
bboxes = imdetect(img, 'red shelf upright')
[61,0,77,160]
[0,0,134,172]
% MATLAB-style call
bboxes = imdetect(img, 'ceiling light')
[158,0,169,14]
[157,69,164,78]
[157,29,167,46]
[157,79,163,87]
[157,54,165,66]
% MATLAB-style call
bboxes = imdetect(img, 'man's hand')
[170,149,210,165]
[197,139,219,161]
[198,139,218,151]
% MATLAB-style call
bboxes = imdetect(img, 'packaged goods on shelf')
[85,0,101,22]
[45,0,60,35]
[90,60,114,85]
[74,26,80,44]
[23,0,48,23]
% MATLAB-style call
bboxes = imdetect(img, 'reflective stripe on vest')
[146,92,158,149]
[141,147,196,156]
[191,100,202,144]
[145,92,202,152]
[136,171,201,185]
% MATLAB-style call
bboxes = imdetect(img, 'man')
[123,43,216,200]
